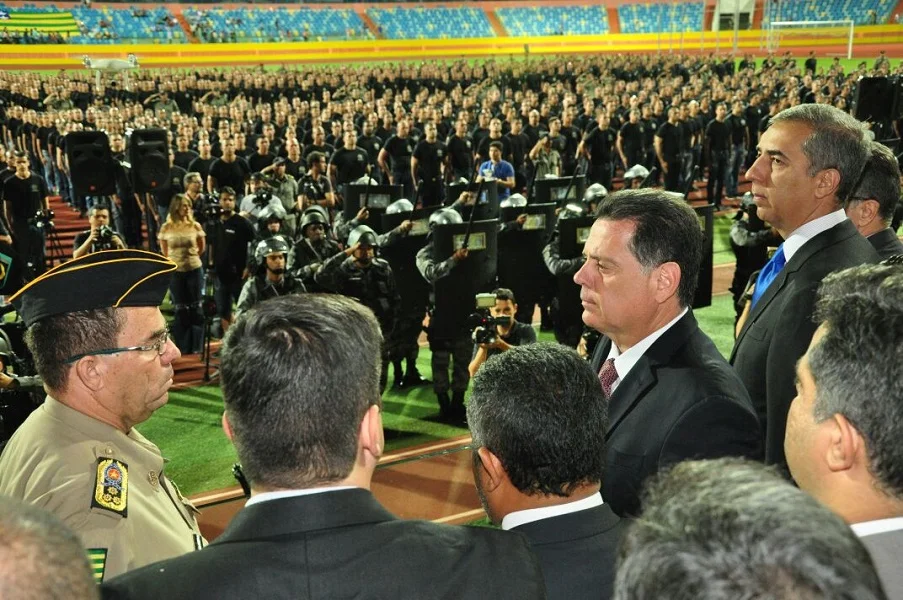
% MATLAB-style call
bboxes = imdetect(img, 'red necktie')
[599,358,618,399]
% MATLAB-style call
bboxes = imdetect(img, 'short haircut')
[615,458,885,600]
[492,287,516,304]
[769,103,870,204]
[220,294,382,489]
[468,343,607,496]
[810,263,903,498]
[183,171,202,187]
[0,497,98,600]
[307,151,324,169]
[594,189,703,307]
[26,309,125,394]
[489,141,503,152]
[88,204,110,217]
[219,186,236,198]
[849,142,901,222]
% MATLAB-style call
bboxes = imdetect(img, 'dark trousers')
[707,151,730,207]
[430,335,471,395]
[588,162,613,190]
[418,177,445,207]
[393,170,414,200]
[663,157,683,192]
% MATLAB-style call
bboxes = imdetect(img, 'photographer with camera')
[467,288,536,377]
[1,151,50,275]
[72,204,126,258]
[239,173,284,227]
[261,158,298,231]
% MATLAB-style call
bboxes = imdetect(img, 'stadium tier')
[366,6,494,39]
[496,5,609,37]
[763,0,895,24]
[183,6,365,42]
[0,3,185,43]
[617,2,705,34]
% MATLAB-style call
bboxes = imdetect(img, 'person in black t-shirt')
[475,118,510,167]
[617,109,645,172]
[173,134,199,171]
[655,108,684,192]
[208,138,251,195]
[329,130,370,200]
[558,111,582,176]
[411,122,447,207]
[726,100,751,198]
[357,120,383,181]
[705,103,731,209]
[210,187,255,333]
[298,152,335,212]
[247,136,276,174]
[1,152,49,275]
[301,127,335,165]
[187,139,216,185]
[447,119,474,181]
[579,113,616,189]
[379,119,416,199]
[72,204,126,259]
[745,95,765,170]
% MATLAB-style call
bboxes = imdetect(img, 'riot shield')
[429,219,498,340]
[558,215,596,260]
[533,175,586,206]
[381,206,441,314]
[343,184,403,233]
[498,203,556,321]
[446,180,499,221]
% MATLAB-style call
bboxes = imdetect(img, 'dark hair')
[809,263,903,498]
[220,294,382,489]
[307,151,324,169]
[594,189,702,307]
[220,186,236,198]
[849,142,901,222]
[0,497,98,600]
[489,141,503,152]
[492,287,516,304]
[25,309,124,394]
[615,458,886,600]
[467,343,607,496]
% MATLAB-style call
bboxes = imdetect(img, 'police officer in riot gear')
[543,202,589,347]
[290,206,342,291]
[235,236,306,320]
[316,224,400,392]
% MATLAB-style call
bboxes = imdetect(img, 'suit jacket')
[730,220,878,467]
[860,529,903,600]
[102,488,547,600]
[590,311,762,518]
[867,227,903,260]
[511,503,623,600]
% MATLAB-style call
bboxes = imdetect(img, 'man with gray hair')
[576,189,761,517]
[614,458,887,600]
[468,342,622,600]
[0,497,98,600]
[731,103,879,469]
[786,263,903,598]
[845,142,903,259]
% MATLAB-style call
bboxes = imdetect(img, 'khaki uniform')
[0,396,204,582]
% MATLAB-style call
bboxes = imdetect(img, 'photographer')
[468,288,536,377]
[72,204,125,258]
[528,132,561,181]
[298,151,334,211]
[261,158,298,231]
[239,173,284,226]
[209,187,255,333]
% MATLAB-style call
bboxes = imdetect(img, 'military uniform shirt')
[0,396,203,582]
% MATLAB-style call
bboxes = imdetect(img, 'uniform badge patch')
[87,548,108,583]
[92,458,128,516]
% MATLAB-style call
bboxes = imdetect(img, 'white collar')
[782,209,847,262]
[244,486,357,507]
[605,307,688,393]
[851,516,903,537]
[501,493,604,531]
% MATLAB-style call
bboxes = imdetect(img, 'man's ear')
[825,413,861,473]
[359,404,384,460]
[222,411,234,442]
[74,357,105,393]
[653,262,681,304]
[476,446,506,493]
[815,168,841,200]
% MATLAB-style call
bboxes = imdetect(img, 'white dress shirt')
[244,486,357,507]
[501,492,605,531]
[851,516,903,538]
[782,208,848,262]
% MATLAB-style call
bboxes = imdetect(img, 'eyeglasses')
[63,328,171,364]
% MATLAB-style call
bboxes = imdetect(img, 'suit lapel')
[604,312,697,440]
[213,488,396,545]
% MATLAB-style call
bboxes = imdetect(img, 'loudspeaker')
[65,131,116,197]
[853,77,894,123]
[129,128,170,194]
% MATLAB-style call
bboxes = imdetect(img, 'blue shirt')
[478,159,514,200]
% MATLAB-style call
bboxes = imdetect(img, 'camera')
[468,293,511,345]
[739,193,766,232]
[199,191,222,220]
[252,189,273,208]
[93,225,116,251]
[28,210,55,230]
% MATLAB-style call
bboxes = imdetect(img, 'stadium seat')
[617,2,705,34]
[183,6,364,42]
[496,6,609,36]
[367,7,494,40]
[762,0,895,25]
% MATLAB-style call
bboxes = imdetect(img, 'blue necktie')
[751,245,786,307]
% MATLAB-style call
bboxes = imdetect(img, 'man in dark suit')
[468,342,622,600]
[845,141,903,259]
[731,104,879,468]
[102,295,546,599]
[786,263,903,599]
[576,190,762,517]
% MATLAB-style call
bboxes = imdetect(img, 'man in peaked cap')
[0,249,205,583]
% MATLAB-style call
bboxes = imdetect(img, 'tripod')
[43,225,66,270]
[200,215,220,382]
